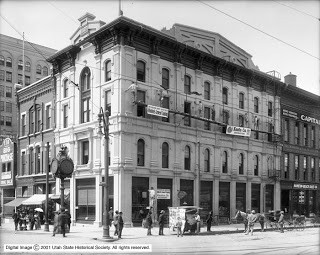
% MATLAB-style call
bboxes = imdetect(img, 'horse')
[234,210,266,232]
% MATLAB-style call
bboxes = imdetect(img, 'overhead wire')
[273,1,320,21]
[196,0,320,61]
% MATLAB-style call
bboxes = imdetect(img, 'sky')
[1,0,319,95]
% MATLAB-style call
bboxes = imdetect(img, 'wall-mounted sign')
[157,189,171,199]
[293,183,318,190]
[301,115,320,125]
[0,138,16,186]
[283,109,320,126]
[226,126,251,137]
[147,105,169,118]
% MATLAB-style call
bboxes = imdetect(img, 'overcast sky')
[1,0,319,95]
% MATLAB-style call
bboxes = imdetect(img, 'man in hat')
[118,212,124,239]
[113,210,119,236]
[195,212,201,234]
[52,211,59,236]
[278,211,284,233]
[146,211,153,236]
[158,210,165,235]
[245,210,257,236]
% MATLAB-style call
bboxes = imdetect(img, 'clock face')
[51,159,59,174]
[60,158,74,175]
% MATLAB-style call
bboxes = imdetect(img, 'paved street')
[1,221,319,254]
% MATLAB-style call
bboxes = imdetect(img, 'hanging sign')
[157,189,171,199]
[147,105,169,118]
[226,126,251,137]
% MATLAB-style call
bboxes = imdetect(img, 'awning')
[4,197,28,207]
[50,191,70,205]
[21,194,54,205]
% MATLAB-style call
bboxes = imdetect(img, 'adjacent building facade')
[47,14,283,226]
[280,74,320,216]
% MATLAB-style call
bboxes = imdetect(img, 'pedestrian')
[28,211,35,230]
[258,213,265,232]
[158,210,165,235]
[176,217,183,237]
[108,207,113,226]
[206,211,213,232]
[113,210,119,236]
[58,208,67,237]
[34,212,41,230]
[118,212,124,239]
[52,211,59,236]
[278,211,284,233]
[245,210,257,236]
[243,209,250,233]
[195,212,201,234]
[12,210,19,231]
[65,209,71,231]
[146,211,153,235]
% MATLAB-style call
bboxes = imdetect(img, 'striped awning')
[4,197,27,207]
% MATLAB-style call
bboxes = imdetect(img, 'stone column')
[94,174,101,226]
[70,173,76,225]
[230,180,236,217]
[214,179,219,216]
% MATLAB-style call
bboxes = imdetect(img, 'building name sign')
[283,109,320,126]
[226,126,251,137]
[147,105,169,118]
[157,189,171,199]
[0,138,14,163]
[293,183,318,190]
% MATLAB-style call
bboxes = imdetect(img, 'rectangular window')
[29,110,34,133]
[136,90,146,117]
[295,122,300,145]
[311,126,315,148]
[184,102,191,126]
[18,74,23,84]
[81,141,89,164]
[162,96,169,122]
[30,147,34,175]
[0,116,4,125]
[303,124,308,146]
[6,102,12,113]
[204,82,210,100]
[5,116,11,126]
[5,87,12,98]
[21,151,26,175]
[239,93,244,109]
[268,102,273,117]
[81,98,90,123]
[21,114,26,136]
[105,90,111,115]
[284,119,289,142]
[0,101,4,111]
[204,107,210,130]
[311,158,315,181]
[295,155,299,180]
[222,110,229,125]
[303,156,307,180]
[284,154,289,179]
[25,76,30,86]
[35,146,41,174]
[45,105,51,129]
[6,71,12,82]
[239,114,244,127]
[36,107,41,132]
[63,104,68,128]
[0,70,4,81]
[0,85,4,96]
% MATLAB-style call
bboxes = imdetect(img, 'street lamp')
[97,107,111,240]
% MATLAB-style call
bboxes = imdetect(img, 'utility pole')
[44,142,50,231]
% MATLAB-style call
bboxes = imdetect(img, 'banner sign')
[156,189,170,199]
[226,126,251,137]
[147,105,169,118]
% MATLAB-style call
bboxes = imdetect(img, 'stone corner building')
[45,13,318,227]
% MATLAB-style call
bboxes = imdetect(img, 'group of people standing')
[52,208,71,237]
[12,209,42,231]
[108,208,124,238]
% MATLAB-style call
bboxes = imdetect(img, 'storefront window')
[76,178,95,222]
[180,179,193,206]
[157,178,172,223]
[265,184,274,212]
[251,183,260,213]
[200,181,213,219]
[219,182,230,218]
[236,183,246,212]
[132,177,149,224]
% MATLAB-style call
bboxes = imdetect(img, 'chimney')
[284,72,297,87]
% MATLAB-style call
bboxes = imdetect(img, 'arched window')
[254,155,259,176]
[222,151,228,173]
[0,56,4,65]
[105,60,111,81]
[137,139,145,166]
[204,81,210,100]
[162,142,169,168]
[18,60,23,70]
[184,146,191,170]
[6,57,12,67]
[43,66,48,76]
[222,87,228,104]
[254,97,259,113]
[184,75,191,94]
[162,68,169,89]
[25,62,31,72]
[239,92,244,109]
[63,79,68,98]
[137,60,145,82]
[80,67,91,123]
[239,153,244,175]
[204,148,210,172]
[36,65,42,74]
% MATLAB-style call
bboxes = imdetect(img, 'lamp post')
[44,142,50,232]
[97,107,111,240]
